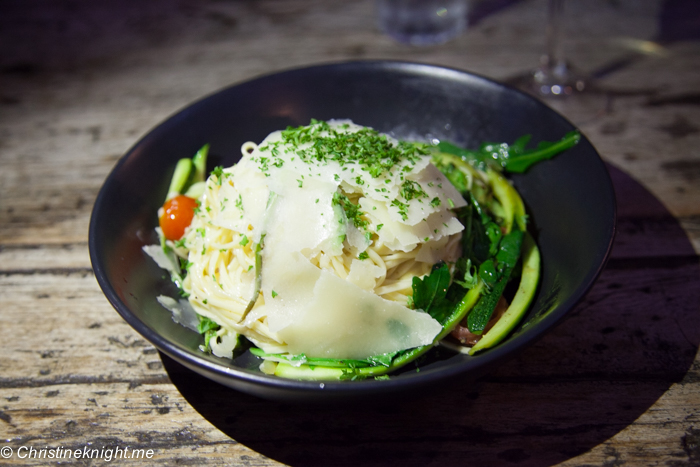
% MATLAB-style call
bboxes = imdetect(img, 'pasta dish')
[145,120,579,380]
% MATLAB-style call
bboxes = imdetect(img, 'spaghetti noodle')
[172,120,465,358]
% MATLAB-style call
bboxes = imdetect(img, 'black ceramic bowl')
[89,61,615,402]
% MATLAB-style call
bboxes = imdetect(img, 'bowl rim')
[89,59,617,398]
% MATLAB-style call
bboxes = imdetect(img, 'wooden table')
[1,0,699,465]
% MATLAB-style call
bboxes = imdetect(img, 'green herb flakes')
[332,192,368,230]
[212,166,225,185]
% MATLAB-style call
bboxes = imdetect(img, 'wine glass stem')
[544,0,565,72]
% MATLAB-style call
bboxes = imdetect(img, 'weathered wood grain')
[1,383,271,466]
[0,244,90,272]
[161,179,700,465]
[1,0,699,465]
[0,272,277,465]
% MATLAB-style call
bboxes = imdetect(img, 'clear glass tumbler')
[376,0,468,46]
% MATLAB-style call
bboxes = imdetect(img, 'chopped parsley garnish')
[399,180,428,201]
[212,166,225,185]
[430,197,441,208]
[358,251,369,260]
[332,192,368,230]
[268,120,429,180]
[390,199,409,221]
[235,194,244,219]
[239,234,249,246]
[271,290,278,298]
[197,316,220,350]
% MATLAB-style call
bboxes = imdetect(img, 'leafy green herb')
[358,251,369,260]
[239,234,249,246]
[436,131,580,173]
[454,258,478,289]
[197,316,220,351]
[411,262,454,324]
[467,229,524,334]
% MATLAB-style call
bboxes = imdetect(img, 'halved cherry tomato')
[159,195,198,240]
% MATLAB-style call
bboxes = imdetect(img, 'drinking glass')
[530,0,588,97]
[376,0,468,46]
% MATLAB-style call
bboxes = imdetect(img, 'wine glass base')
[528,61,589,97]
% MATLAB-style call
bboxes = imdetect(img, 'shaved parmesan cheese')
[262,254,442,359]
[143,245,180,277]
[347,259,384,291]
[156,295,200,332]
[253,249,441,359]
[180,120,467,359]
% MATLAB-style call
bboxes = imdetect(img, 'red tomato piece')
[159,195,198,240]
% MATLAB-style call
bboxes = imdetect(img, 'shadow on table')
[162,165,700,467]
